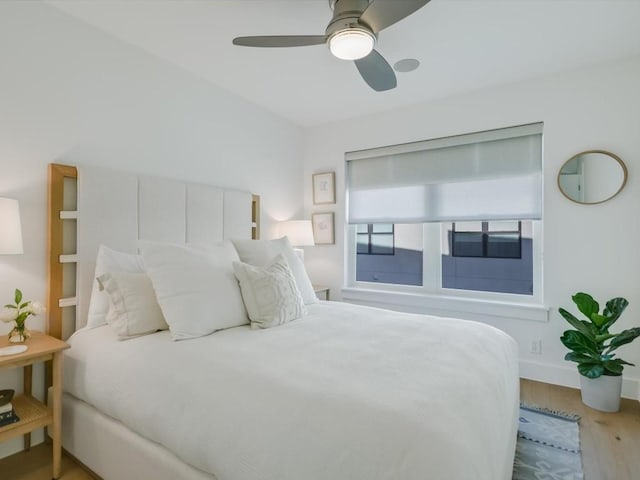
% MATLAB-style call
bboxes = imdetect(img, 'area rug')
[513,405,584,480]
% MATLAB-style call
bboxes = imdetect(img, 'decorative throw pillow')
[141,241,249,340]
[97,272,168,340]
[86,245,145,329]
[233,254,306,329]
[231,237,318,305]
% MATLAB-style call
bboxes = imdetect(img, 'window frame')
[344,123,545,311]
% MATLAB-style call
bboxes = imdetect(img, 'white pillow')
[97,272,168,340]
[231,237,318,305]
[233,254,307,329]
[141,241,248,340]
[86,245,145,329]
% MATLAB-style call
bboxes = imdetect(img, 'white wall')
[0,2,302,458]
[303,55,640,400]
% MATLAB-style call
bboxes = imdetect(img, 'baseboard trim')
[520,359,640,401]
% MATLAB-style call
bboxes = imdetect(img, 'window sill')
[341,287,549,323]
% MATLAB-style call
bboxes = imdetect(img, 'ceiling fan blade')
[354,49,397,92]
[232,35,327,48]
[360,0,431,33]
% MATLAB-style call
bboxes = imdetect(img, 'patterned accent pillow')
[233,254,307,329]
[231,237,318,305]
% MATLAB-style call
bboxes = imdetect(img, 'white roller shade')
[346,123,543,224]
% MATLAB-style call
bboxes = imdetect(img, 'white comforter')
[64,301,519,480]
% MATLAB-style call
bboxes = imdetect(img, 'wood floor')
[1,379,639,479]
[0,443,96,480]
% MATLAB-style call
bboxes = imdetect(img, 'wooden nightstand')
[0,331,69,479]
[313,285,330,301]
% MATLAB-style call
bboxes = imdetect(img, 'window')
[356,223,423,286]
[452,221,521,259]
[346,123,543,300]
[357,224,394,255]
[443,221,533,295]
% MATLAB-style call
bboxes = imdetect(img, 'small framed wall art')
[312,212,335,245]
[312,171,336,205]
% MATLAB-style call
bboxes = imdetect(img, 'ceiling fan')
[232,0,430,92]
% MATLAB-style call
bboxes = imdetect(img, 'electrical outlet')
[529,339,542,354]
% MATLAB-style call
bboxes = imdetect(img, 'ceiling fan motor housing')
[327,0,376,38]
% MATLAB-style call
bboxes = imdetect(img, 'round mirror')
[558,150,627,204]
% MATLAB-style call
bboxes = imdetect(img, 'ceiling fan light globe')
[329,29,375,60]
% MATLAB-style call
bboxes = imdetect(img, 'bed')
[47,164,520,480]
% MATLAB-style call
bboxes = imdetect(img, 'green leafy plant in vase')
[0,289,43,343]
[559,292,640,412]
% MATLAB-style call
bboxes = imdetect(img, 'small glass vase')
[8,325,30,343]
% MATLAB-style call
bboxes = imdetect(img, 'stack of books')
[0,390,20,427]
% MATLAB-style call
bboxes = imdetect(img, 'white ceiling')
[48,0,640,127]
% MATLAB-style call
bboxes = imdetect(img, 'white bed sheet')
[64,301,519,480]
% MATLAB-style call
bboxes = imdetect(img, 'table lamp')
[0,198,23,255]
[278,220,314,261]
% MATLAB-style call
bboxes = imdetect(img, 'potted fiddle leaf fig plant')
[559,292,640,412]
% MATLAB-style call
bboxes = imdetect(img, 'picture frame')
[312,212,335,245]
[312,171,336,205]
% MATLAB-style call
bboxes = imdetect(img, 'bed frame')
[45,163,260,479]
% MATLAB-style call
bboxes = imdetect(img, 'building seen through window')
[356,224,423,286]
[451,221,522,259]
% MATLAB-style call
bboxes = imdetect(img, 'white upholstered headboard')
[74,166,254,330]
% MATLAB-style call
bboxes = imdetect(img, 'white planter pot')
[579,374,622,412]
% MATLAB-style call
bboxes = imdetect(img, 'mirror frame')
[557,150,628,205]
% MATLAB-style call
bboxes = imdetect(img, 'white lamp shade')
[0,198,24,254]
[278,220,315,247]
